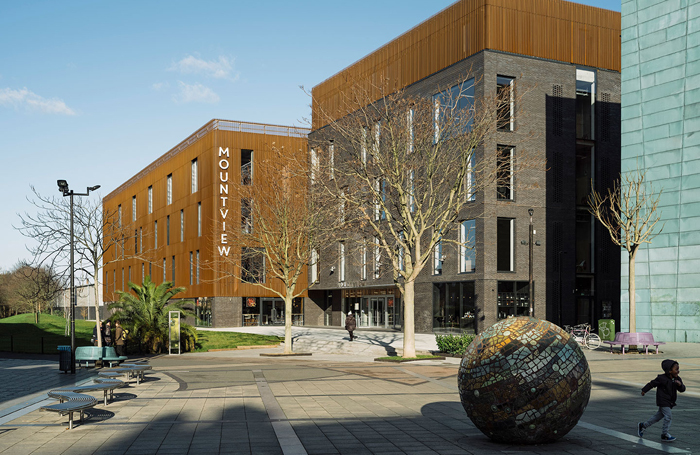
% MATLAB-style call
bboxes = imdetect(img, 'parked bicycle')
[562,323,601,350]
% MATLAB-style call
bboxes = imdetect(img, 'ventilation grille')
[554,222,563,272]
[553,84,563,137]
[600,92,611,142]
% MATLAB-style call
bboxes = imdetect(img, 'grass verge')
[0,313,94,354]
[194,330,282,352]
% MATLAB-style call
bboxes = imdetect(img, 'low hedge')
[435,333,476,356]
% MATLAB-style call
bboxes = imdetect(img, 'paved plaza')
[0,327,698,454]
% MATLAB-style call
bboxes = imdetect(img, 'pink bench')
[604,332,665,355]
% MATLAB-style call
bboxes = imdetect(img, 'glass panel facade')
[433,281,476,333]
[497,281,530,319]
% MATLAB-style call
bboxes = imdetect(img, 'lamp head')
[88,185,101,192]
[528,208,534,217]
[57,180,69,193]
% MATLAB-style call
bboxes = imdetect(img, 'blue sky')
[0,0,620,272]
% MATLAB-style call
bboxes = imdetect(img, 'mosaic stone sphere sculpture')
[458,317,591,444]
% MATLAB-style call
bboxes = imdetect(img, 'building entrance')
[262,299,285,325]
[360,297,386,327]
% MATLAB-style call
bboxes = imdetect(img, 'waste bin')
[57,345,71,373]
[598,319,615,341]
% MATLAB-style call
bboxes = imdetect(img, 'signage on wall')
[246,297,257,308]
[218,147,230,256]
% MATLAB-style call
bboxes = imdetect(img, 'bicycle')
[563,323,602,350]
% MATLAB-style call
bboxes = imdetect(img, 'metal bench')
[40,391,97,429]
[50,378,125,406]
[75,346,128,368]
[99,364,151,385]
[604,332,666,354]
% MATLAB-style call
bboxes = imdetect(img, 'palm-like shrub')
[108,277,196,354]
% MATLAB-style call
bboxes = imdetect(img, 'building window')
[162,258,166,282]
[576,212,594,274]
[576,143,594,206]
[197,202,202,237]
[149,262,152,280]
[172,256,175,282]
[408,170,415,212]
[118,205,122,228]
[139,227,142,253]
[497,218,514,272]
[433,281,476,333]
[338,242,346,282]
[154,220,158,249]
[122,268,124,291]
[408,108,414,153]
[148,186,153,214]
[141,263,144,282]
[166,215,170,245]
[134,229,138,254]
[374,179,381,221]
[189,251,193,285]
[242,248,265,283]
[310,249,319,283]
[310,148,319,184]
[132,196,136,222]
[329,140,335,179]
[242,198,252,233]
[496,76,515,131]
[361,243,367,281]
[242,149,253,185]
[167,174,172,205]
[433,78,475,141]
[497,145,514,200]
[191,158,198,193]
[374,236,381,279]
[196,250,200,284]
[113,270,116,293]
[433,239,443,275]
[576,68,595,140]
[398,233,405,272]
[128,266,131,283]
[497,281,530,319]
[460,220,476,273]
[372,121,380,156]
[180,209,184,242]
[466,154,476,202]
[361,127,368,165]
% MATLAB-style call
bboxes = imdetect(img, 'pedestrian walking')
[103,321,112,346]
[345,311,356,341]
[114,320,126,356]
[638,359,686,442]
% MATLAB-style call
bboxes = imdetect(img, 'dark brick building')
[304,0,621,334]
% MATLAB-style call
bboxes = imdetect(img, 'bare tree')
[310,75,537,357]
[217,144,335,353]
[588,169,664,333]
[15,186,127,345]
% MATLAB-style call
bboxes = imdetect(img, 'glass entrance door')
[262,299,285,325]
[359,297,386,327]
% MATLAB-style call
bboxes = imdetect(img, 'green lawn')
[194,330,281,352]
[374,355,446,362]
[0,313,94,354]
[0,314,282,354]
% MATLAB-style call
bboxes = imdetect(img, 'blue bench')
[75,346,127,368]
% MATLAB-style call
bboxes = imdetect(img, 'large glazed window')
[460,220,476,273]
[497,145,514,200]
[496,76,515,131]
[576,69,595,140]
[497,218,514,272]
[241,150,253,185]
[433,78,475,141]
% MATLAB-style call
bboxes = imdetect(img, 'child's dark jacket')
[642,360,686,408]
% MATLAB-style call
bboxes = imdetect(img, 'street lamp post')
[57,180,100,374]
[528,208,534,318]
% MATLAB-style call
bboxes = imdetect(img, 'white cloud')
[152,82,168,91]
[169,55,239,81]
[174,81,220,104]
[0,87,76,115]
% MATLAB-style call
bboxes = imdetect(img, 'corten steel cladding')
[458,317,591,444]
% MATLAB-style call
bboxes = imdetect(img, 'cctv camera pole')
[58,181,100,374]
[529,208,534,318]
[69,191,75,373]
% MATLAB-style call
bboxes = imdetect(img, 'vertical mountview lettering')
[218,147,231,256]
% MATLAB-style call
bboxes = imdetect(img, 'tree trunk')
[284,294,293,354]
[628,249,637,334]
[94,279,103,348]
[402,280,416,358]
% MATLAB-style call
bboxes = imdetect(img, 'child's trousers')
[642,406,672,436]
